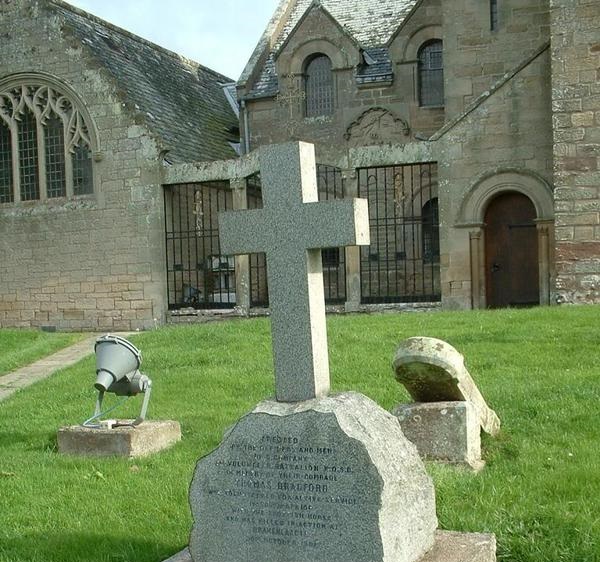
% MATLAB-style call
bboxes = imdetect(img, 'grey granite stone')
[219,142,369,402]
[393,337,501,436]
[163,531,495,562]
[57,420,181,458]
[189,392,437,562]
[392,401,484,471]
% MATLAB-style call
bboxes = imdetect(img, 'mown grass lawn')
[0,306,599,562]
[0,330,85,377]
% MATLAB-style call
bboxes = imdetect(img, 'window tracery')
[0,82,94,203]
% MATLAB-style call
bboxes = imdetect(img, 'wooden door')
[485,192,539,308]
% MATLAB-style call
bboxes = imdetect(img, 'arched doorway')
[484,191,539,308]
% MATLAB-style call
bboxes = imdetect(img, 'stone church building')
[0,0,598,330]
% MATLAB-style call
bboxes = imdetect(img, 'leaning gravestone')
[392,337,500,470]
[179,142,496,562]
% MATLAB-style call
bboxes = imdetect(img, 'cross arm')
[218,209,270,255]
[303,198,370,250]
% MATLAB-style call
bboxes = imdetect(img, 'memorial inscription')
[190,393,437,562]
[191,407,385,560]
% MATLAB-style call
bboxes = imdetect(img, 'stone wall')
[0,1,167,330]
[240,0,444,167]
[551,0,600,303]
[443,0,551,118]
[436,46,554,308]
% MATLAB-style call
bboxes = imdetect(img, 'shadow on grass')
[0,430,59,452]
[0,532,181,562]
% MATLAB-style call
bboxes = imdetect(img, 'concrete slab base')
[161,531,496,562]
[57,420,181,458]
[392,401,484,471]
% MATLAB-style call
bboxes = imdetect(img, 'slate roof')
[48,1,238,164]
[240,0,418,99]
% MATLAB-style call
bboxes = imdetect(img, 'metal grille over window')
[305,54,334,117]
[18,110,40,201]
[358,163,441,303]
[45,115,66,198]
[422,198,440,263]
[0,123,12,203]
[490,0,499,31]
[0,82,94,202]
[246,165,346,308]
[73,145,93,195]
[164,182,236,310]
[418,41,444,107]
[246,172,269,308]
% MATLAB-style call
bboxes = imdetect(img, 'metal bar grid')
[317,165,346,304]
[44,115,66,198]
[72,145,93,195]
[18,111,39,201]
[305,55,334,117]
[245,165,347,308]
[246,173,269,308]
[164,182,235,310]
[358,163,441,304]
[0,123,12,203]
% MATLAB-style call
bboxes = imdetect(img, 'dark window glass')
[72,144,93,195]
[422,198,440,263]
[18,110,39,201]
[418,41,444,107]
[490,0,499,31]
[0,123,12,203]
[44,115,66,198]
[305,54,334,117]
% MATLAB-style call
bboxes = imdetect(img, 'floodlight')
[83,334,152,428]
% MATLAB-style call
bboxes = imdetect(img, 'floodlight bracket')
[84,371,153,428]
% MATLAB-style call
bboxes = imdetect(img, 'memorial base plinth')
[57,420,181,458]
[392,401,484,471]
[162,531,496,562]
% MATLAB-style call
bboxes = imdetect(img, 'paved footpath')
[0,333,133,402]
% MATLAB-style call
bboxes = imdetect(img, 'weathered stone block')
[392,401,483,471]
[189,392,437,562]
[393,337,501,436]
[57,420,181,458]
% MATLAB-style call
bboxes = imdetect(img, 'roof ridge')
[48,0,233,82]
[430,42,551,142]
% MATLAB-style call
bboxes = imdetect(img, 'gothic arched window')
[418,40,444,107]
[304,54,334,117]
[422,198,440,262]
[0,82,95,203]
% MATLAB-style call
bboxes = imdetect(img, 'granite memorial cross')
[184,142,496,562]
[218,141,369,402]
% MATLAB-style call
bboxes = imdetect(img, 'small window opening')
[304,54,334,117]
[490,0,499,31]
[418,41,444,107]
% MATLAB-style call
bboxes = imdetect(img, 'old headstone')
[180,142,496,562]
[392,337,500,470]
[392,337,500,436]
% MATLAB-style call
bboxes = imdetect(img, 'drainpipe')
[241,99,250,155]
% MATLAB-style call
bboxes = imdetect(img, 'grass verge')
[0,330,85,377]
[0,306,599,562]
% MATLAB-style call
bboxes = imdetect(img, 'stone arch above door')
[456,169,554,308]
[457,169,554,226]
